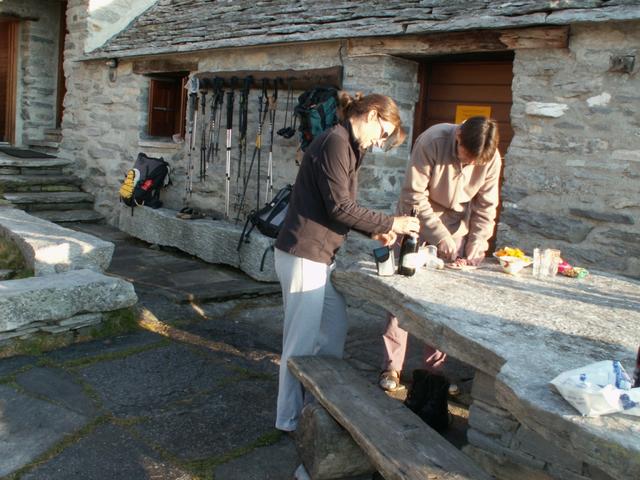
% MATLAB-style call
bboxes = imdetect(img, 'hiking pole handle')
[226,91,234,129]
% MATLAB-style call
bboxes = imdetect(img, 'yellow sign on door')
[455,105,492,124]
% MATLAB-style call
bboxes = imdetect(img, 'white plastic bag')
[550,360,640,417]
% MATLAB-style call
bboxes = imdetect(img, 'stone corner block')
[0,208,114,275]
[296,403,374,480]
[0,269,137,332]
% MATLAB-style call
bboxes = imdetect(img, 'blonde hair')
[337,91,406,148]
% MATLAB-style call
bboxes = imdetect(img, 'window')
[147,75,187,138]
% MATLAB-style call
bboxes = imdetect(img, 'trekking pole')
[182,76,199,209]
[224,87,235,219]
[199,91,207,181]
[235,76,252,217]
[205,78,222,166]
[236,81,270,221]
[256,78,268,211]
[265,79,278,203]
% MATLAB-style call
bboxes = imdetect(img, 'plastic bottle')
[398,208,419,276]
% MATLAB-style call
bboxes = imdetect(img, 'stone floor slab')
[21,423,193,480]
[0,385,87,477]
[76,343,236,417]
[46,331,164,365]
[16,367,98,417]
[130,377,277,461]
[213,435,299,480]
[0,354,36,378]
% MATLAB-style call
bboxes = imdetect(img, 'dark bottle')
[398,208,419,276]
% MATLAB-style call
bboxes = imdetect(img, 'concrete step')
[0,157,70,168]
[31,209,104,223]
[0,174,82,192]
[3,191,94,207]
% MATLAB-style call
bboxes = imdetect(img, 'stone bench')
[117,206,276,282]
[0,269,137,344]
[332,261,639,480]
[0,207,114,275]
[289,356,491,480]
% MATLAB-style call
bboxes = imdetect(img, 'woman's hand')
[372,231,397,246]
[438,236,458,261]
[391,216,420,236]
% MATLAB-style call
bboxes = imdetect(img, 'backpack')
[404,370,451,433]
[119,153,171,211]
[295,87,339,152]
[237,184,292,271]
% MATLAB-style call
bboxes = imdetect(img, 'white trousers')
[274,248,348,431]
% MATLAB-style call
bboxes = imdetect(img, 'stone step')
[31,209,104,223]
[44,128,62,143]
[28,139,60,149]
[3,191,94,206]
[0,157,71,168]
[0,174,82,191]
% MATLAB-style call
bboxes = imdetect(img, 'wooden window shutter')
[148,77,185,138]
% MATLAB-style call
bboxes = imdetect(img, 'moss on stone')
[0,235,31,279]
[90,307,139,339]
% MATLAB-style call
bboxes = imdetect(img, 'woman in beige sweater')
[380,116,501,392]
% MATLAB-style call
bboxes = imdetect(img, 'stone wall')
[60,30,415,227]
[0,0,62,146]
[464,372,615,480]
[500,20,640,278]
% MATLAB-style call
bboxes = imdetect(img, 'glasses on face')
[377,116,391,141]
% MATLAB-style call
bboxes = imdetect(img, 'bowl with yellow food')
[493,247,533,275]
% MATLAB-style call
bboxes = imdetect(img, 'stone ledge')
[117,206,276,282]
[0,269,138,332]
[0,207,114,276]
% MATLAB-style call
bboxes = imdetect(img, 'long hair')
[337,91,406,148]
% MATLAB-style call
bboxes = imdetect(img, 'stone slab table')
[332,261,639,480]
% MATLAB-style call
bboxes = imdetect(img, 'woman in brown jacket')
[274,92,420,433]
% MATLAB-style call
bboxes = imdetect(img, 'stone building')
[2,0,639,281]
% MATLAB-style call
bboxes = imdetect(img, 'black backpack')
[295,87,339,152]
[404,370,451,433]
[237,184,292,270]
[119,153,171,211]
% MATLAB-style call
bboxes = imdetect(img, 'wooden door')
[0,18,19,143]
[414,58,514,253]
[414,60,513,156]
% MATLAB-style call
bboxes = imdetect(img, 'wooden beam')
[195,66,343,91]
[4,21,18,144]
[348,26,569,57]
[132,59,198,75]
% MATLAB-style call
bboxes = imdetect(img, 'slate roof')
[85,0,640,59]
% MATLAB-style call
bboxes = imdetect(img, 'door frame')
[1,17,19,144]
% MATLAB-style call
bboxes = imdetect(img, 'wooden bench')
[289,356,491,480]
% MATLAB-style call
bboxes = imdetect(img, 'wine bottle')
[398,209,419,276]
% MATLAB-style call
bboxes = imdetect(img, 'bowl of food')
[493,247,532,275]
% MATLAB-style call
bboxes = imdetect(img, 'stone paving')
[0,223,472,480]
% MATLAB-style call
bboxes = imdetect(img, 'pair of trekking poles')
[182,76,280,220]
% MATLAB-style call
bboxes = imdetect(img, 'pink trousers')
[381,314,446,373]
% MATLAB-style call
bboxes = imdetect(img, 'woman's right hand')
[391,216,420,236]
